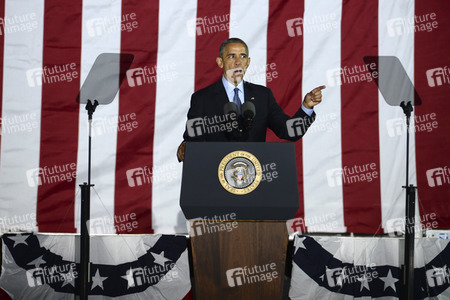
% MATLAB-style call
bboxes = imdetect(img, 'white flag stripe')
[302,0,346,231]
[0,0,44,232]
[75,0,123,233]
[152,1,198,233]
[378,0,418,230]
[89,235,152,264]
[320,236,401,266]
[231,0,269,87]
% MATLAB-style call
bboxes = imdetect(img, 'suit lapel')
[244,81,256,104]
[213,79,230,107]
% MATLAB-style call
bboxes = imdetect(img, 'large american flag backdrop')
[0,0,448,235]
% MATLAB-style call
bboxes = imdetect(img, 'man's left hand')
[303,85,326,109]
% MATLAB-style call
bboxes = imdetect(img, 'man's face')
[216,43,250,86]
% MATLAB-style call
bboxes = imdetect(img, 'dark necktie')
[233,88,241,115]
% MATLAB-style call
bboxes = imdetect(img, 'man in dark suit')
[177,38,325,161]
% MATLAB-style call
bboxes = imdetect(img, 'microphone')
[241,101,255,132]
[224,102,240,140]
[224,102,239,120]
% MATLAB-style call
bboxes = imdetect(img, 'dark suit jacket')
[183,79,315,142]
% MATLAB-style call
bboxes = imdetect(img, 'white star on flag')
[357,272,371,291]
[294,236,307,255]
[61,265,76,288]
[121,267,135,289]
[26,255,46,268]
[91,269,108,290]
[10,234,29,247]
[380,269,399,292]
[324,266,348,287]
[335,267,348,287]
[151,251,171,266]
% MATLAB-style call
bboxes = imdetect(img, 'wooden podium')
[180,142,299,299]
[189,220,288,299]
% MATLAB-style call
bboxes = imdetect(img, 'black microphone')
[241,101,256,132]
[224,102,239,119]
[224,102,240,140]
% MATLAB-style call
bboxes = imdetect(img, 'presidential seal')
[218,151,262,195]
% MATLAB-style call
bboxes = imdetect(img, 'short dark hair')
[219,38,249,58]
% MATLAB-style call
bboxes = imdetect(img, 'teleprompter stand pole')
[79,99,98,299]
[79,183,91,299]
[400,101,417,300]
[75,53,134,298]
[361,56,422,299]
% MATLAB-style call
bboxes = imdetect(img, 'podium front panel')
[180,142,299,220]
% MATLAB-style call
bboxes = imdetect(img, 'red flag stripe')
[415,0,450,228]
[340,0,382,233]
[267,0,306,221]
[114,1,159,233]
[36,1,82,232]
[194,0,231,91]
